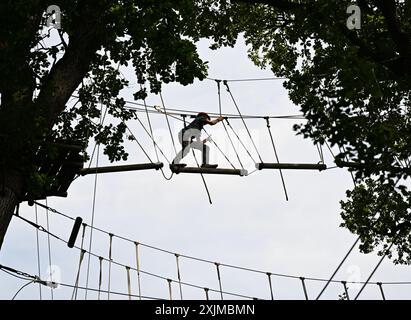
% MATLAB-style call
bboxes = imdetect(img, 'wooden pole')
[79,162,163,176]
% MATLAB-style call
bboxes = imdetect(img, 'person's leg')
[173,130,189,164]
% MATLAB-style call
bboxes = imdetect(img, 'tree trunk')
[0,170,23,250]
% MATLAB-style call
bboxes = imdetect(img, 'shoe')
[201,164,218,169]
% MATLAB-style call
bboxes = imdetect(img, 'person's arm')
[206,116,224,126]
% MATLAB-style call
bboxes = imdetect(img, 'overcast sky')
[1,36,410,300]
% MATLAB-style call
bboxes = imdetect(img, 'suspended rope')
[224,81,264,163]
[134,242,142,300]
[300,277,309,300]
[98,256,103,300]
[85,103,105,299]
[175,254,183,300]
[71,249,86,300]
[377,282,386,300]
[124,122,153,163]
[182,115,213,204]
[341,281,350,300]
[266,272,274,300]
[316,237,360,300]
[141,84,160,162]
[265,117,289,201]
[207,76,288,82]
[316,143,324,163]
[216,80,244,169]
[204,288,210,300]
[167,279,173,300]
[215,263,224,300]
[44,199,54,300]
[133,114,171,164]
[35,202,410,289]
[354,241,395,300]
[203,127,237,169]
[34,204,42,300]
[108,233,114,300]
[71,223,86,300]
[225,118,256,164]
[159,91,177,156]
[126,266,132,300]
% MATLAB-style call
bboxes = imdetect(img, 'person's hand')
[217,116,224,122]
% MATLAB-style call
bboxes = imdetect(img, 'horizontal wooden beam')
[170,165,248,176]
[335,160,411,174]
[79,162,163,176]
[256,163,327,171]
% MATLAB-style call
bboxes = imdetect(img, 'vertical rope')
[214,263,223,300]
[159,91,177,156]
[72,223,86,300]
[225,119,256,164]
[224,81,263,163]
[342,281,350,300]
[167,279,173,300]
[34,204,42,300]
[175,254,183,300]
[71,249,86,300]
[134,242,142,300]
[182,115,212,204]
[300,277,309,300]
[141,84,160,162]
[265,117,289,201]
[266,272,274,300]
[108,233,113,300]
[377,282,386,300]
[126,266,132,300]
[85,107,103,299]
[216,80,243,169]
[44,198,54,300]
[98,256,103,300]
[204,288,210,300]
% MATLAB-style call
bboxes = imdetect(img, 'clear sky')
[1,36,410,300]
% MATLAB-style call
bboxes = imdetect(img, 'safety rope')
[141,84,160,162]
[124,122,153,163]
[159,91,177,156]
[134,242,142,300]
[182,115,213,204]
[126,266,132,300]
[224,81,264,163]
[216,80,243,169]
[265,117,289,201]
[108,233,114,300]
[215,263,224,300]
[34,204,42,300]
[225,118,256,164]
[175,254,183,300]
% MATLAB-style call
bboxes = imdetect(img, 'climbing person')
[172,112,224,168]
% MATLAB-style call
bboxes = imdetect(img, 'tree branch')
[231,0,306,10]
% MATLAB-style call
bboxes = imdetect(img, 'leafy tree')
[232,0,411,263]
[0,0,238,248]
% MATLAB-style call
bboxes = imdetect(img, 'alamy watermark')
[346,4,361,30]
